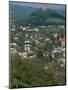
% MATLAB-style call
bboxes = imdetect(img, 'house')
[14,37,18,40]
[27,29,33,32]
[33,28,39,32]
[19,52,27,58]
[58,60,64,67]
[44,64,48,69]
[48,25,55,28]
[57,25,65,29]
[25,34,28,38]
[10,48,17,54]
[20,26,23,29]
[41,26,46,28]
[10,43,17,47]
[59,36,65,47]
[44,37,50,41]
[53,33,58,38]
[35,40,40,45]
[11,25,15,31]
[10,43,17,54]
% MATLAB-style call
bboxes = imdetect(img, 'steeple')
[24,27,31,52]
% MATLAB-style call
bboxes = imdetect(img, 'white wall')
[0,0,68,90]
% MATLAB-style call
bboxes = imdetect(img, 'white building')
[33,28,39,32]
[24,40,31,52]
[53,33,58,38]
[10,48,17,54]
[14,37,18,40]
[19,52,27,58]
[57,25,65,29]
[11,25,15,31]
[10,43,17,46]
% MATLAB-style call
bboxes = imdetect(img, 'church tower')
[24,27,31,52]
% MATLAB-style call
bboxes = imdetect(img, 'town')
[10,23,66,87]
[10,24,65,64]
[10,2,66,88]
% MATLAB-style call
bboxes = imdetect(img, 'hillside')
[26,8,65,26]
[9,5,38,22]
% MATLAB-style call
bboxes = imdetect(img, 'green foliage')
[36,49,43,57]
[26,8,65,26]
[10,54,57,88]
[31,40,36,47]
[45,41,53,52]
[10,53,65,88]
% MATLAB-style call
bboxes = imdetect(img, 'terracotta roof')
[59,37,65,42]
[59,61,64,64]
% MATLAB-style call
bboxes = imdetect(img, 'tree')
[45,41,53,52]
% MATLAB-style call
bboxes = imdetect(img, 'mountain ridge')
[10,5,64,21]
[25,8,65,26]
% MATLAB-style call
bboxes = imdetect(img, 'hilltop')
[25,8,65,26]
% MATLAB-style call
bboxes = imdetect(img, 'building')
[58,59,65,67]
[33,28,39,32]
[10,48,17,54]
[11,25,15,31]
[57,25,65,29]
[14,37,18,40]
[53,33,58,38]
[24,40,31,52]
[10,43,17,46]
[44,37,50,41]
[10,43,17,54]
[59,36,65,47]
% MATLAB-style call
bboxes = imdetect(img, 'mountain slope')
[26,8,65,26]
[9,5,38,22]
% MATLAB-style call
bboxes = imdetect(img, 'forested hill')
[25,8,65,26]
[10,4,65,26]
[9,5,38,22]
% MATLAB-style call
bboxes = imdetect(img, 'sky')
[10,1,65,10]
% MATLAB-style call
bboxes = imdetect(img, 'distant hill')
[53,9,65,17]
[25,8,65,26]
[9,5,38,22]
[10,4,65,26]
